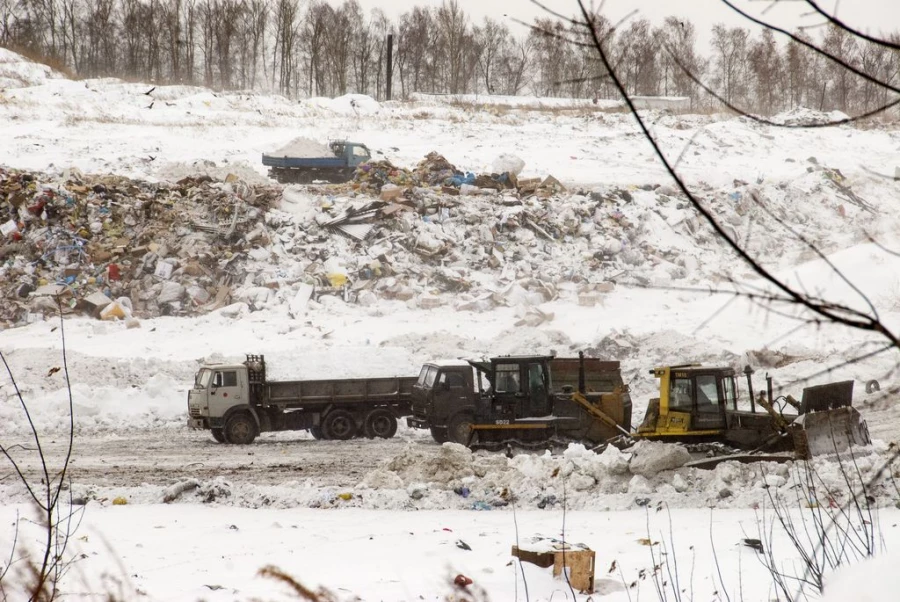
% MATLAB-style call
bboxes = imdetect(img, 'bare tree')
[749,28,786,115]
[821,24,861,112]
[434,0,473,94]
[271,0,299,95]
[618,18,658,96]
[396,6,433,97]
[300,0,332,96]
[710,23,751,107]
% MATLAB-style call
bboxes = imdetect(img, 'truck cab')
[408,360,476,443]
[330,140,371,167]
[188,362,251,441]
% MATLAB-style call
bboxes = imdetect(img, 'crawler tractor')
[634,365,870,459]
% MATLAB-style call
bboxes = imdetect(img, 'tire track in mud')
[5,430,440,489]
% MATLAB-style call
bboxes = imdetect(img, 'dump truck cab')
[188,362,251,432]
[329,140,371,167]
[409,360,477,443]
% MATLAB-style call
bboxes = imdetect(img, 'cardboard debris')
[83,291,113,312]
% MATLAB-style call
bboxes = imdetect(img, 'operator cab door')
[493,362,524,420]
[691,373,726,430]
[210,369,242,409]
[526,362,550,417]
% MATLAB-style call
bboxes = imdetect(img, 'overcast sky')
[335,0,900,46]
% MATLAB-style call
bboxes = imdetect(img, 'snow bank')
[0,48,64,89]
[306,93,381,115]
[409,91,623,110]
[770,106,851,126]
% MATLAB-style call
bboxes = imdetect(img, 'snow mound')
[307,93,381,115]
[770,106,850,126]
[628,440,691,477]
[385,442,478,483]
[0,348,194,435]
[0,48,65,89]
[822,552,900,602]
[154,159,270,185]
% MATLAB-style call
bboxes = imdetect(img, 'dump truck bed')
[261,376,417,409]
[261,155,346,169]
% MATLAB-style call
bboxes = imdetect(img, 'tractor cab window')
[723,376,737,410]
[669,377,693,411]
[695,375,722,412]
[213,370,237,388]
[495,364,521,393]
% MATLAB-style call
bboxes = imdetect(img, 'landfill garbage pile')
[1,151,877,329]
[273,152,873,320]
[0,166,280,327]
[352,151,530,195]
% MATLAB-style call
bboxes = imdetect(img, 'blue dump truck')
[262,139,372,184]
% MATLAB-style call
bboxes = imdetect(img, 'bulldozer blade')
[791,406,871,459]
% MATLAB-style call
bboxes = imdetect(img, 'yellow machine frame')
[634,365,725,439]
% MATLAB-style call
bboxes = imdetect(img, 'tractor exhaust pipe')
[767,374,774,406]
[578,351,586,394]
[744,365,755,413]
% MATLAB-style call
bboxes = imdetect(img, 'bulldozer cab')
[470,356,552,421]
[638,366,737,436]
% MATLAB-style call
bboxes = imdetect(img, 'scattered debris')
[163,478,200,503]
[512,537,596,594]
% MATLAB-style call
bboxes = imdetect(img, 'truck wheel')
[430,427,449,444]
[211,428,227,443]
[448,412,476,446]
[310,426,326,440]
[323,410,357,440]
[225,413,257,445]
[364,409,398,439]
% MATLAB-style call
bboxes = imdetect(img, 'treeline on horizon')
[1,0,898,116]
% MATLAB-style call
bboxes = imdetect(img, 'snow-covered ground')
[2,50,900,600]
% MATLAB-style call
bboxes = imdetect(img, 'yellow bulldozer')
[634,364,871,460]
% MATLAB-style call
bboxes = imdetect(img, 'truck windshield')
[195,369,212,389]
[416,366,439,387]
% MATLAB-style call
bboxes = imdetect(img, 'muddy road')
[4,429,440,490]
